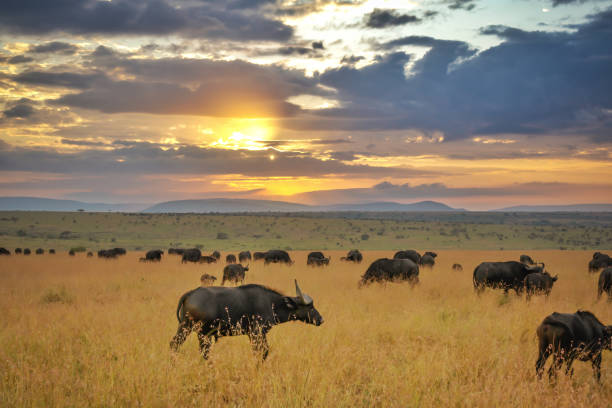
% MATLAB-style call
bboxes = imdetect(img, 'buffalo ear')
[552,276,558,282]
[283,297,297,310]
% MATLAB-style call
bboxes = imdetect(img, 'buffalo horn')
[294,279,313,305]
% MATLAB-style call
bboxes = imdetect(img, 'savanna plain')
[1,246,611,407]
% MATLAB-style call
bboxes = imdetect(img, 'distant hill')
[495,204,612,212]
[143,198,462,213]
[0,197,143,212]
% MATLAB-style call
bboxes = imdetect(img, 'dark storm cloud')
[365,9,421,28]
[0,140,427,178]
[14,71,107,89]
[3,103,35,119]
[0,0,293,42]
[29,41,78,55]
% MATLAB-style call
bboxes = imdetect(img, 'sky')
[1,0,611,210]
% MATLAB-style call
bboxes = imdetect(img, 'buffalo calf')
[598,267,612,301]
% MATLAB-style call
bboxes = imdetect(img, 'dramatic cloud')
[29,41,79,55]
[447,0,477,11]
[365,9,421,28]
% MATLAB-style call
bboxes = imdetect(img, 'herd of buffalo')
[1,246,611,380]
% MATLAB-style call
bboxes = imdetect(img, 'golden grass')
[0,250,610,407]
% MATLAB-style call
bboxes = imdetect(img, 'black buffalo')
[473,261,544,294]
[98,248,126,258]
[86,251,93,257]
[140,249,163,262]
[452,263,463,272]
[360,258,419,286]
[307,251,330,266]
[420,251,437,267]
[598,267,612,300]
[181,248,201,263]
[49,249,55,254]
[226,254,237,264]
[200,273,217,286]
[112,247,127,255]
[35,248,44,255]
[222,264,249,285]
[168,248,186,255]
[238,251,252,263]
[589,252,612,273]
[253,251,267,261]
[524,272,558,300]
[341,249,363,263]
[170,280,323,360]
[0,247,10,255]
[264,250,292,265]
[69,249,75,256]
[212,250,221,260]
[198,256,217,264]
[536,310,612,381]
[393,250,421,264]
[23,248,31,255]
[520,254,535,265]
[15,248,22,254]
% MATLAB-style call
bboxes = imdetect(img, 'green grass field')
[0,211,610,252]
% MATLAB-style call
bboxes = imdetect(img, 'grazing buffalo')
[524,272,558,300]
[253,251,267,261]
[86,251,93,257]
[23,248,31,255]
[0,247,10,255]
[49,249,55,254]
[68,249,75,256]
[473,261,544,294]
[264,250,293,265]
[140,249,163,262]
[170,280,323,360]
[598,267,612,300]
[212,250,221,260]
[452,263,463,272]
[35,248,44,255]
[226,254,237,264]
[168,248,186,255]
[536,310,612,381]
[589,252,612,273]
[199,256,217,264]
[222,264,249,285]
[360,258,419,286]
[181,248,201,263]
[15,248,22,254]
[520,254,535,265]
[239,251,252,263]
[420,251,437,267]
[200,273,217,286]
[341,249,363,263]
[307,251,330,266]
[393,250,421,264]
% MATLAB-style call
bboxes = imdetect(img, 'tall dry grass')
[0,250,610,407]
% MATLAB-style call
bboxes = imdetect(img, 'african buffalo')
[222,264,248,285]
[86,251,93,257]
[181,248,201,263]
[199,256,217,264]
[473,261,544,294]
[226,254,237,264]
[360,258,419,286]
[140,249,163,262]
[15,248,22,254]
[35,248,44,255]
[264,249,292,265]
[23,248,31,255]
[598,267,612,300]
[0,247,10,255]
[168,248,186,255]
[68,249,75,256]
[589,252,612,273]
[49,249,55,254]
[253,251,267,261]
[341,249,363,263]
[200,273,217,286]
[520,254,535,265]
[307,251,330,266]
[524,272,558,300]
[212,250,221,260]
[393,250,421,264]
[170,280,323,360]
[452,263,463,272]
[536,310,612,381]
[98,248,127,258]
[420,251,437,267]
[239,251,252,263]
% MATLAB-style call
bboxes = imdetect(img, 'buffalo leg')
[564,353,576,377]
[170,321,192,351]
[249,332,270,361]
[592,354,602,382]
[197,332,214,360]
[548,353,565,381]
[535,346,551,379]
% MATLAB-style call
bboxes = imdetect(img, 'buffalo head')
[284,280,324,326]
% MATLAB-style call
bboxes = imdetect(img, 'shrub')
[216,232,228,240]
[361,234,369,241]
